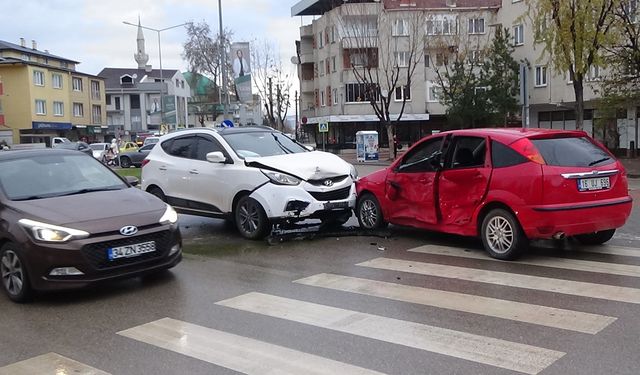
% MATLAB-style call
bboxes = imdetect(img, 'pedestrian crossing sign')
[318,122,329,133]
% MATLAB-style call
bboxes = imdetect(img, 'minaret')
[134,16,149,69]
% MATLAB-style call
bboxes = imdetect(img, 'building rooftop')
[98,67,179,88]
[0,40,79,64]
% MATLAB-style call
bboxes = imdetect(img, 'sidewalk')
[337,148,640,178]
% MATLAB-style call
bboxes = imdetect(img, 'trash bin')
[356,131,379,162]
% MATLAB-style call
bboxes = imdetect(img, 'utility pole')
[218,0,228,120]
[294,90,298,141]
[268,77,274,128]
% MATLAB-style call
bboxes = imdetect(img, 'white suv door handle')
[158,166,167,171]
[189,169,199,175]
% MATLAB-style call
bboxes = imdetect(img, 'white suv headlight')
[349,164,359,181]
[159,204,178,224]
[18,219,89,243]
[261,170,301,186]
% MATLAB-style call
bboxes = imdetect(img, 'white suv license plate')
[578,177,610,191]
[108,241,156,261]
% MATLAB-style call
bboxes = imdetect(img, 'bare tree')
[182,22,234,104]
[251,40,293,131]
[338,2,425,159]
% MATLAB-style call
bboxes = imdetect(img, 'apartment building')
[0,39,107,145]
[292,0,638,150]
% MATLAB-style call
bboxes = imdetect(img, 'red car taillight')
[510,138,546,164]
[141,159,150,168]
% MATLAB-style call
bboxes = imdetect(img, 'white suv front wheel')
[235,196,271,240]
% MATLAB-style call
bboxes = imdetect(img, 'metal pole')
[158,30,165,132]
[218,0,227,121]
[294,90,298,141]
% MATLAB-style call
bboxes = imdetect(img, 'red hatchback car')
[356,128,633,259]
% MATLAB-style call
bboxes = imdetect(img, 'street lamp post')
[123,20,188,132]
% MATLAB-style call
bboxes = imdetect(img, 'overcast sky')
[0,0,308,77]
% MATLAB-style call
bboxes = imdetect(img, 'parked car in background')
[56,141,93,157]
[119,144,155,168]
[142,126,357,239]
[0,149,182,302]
[142,137,160,147]
[356,128,632,260]
[89,142,110,161]
[119,141,139,154]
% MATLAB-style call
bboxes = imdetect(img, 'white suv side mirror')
[206,151,227,163]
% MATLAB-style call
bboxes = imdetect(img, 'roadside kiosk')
[356,130,379,162]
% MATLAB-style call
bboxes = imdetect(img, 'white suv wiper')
[272,134,295,154]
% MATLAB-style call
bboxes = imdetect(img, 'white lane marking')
[358,258,640,304]
[118,317,384,375]
[0,353,110,375]
[572,245,640,258]
[216,292,565,375]
[294,273,616,334]
[409,245,640,278]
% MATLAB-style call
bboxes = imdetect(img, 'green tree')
[525,0,621,130]
[482,27,520,126]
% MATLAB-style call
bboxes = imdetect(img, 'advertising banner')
[231,42,253,103]
[162,95,177,125]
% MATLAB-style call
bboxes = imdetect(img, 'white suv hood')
[245,151,351,180]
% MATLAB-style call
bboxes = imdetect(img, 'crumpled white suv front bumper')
[249,177,356,222]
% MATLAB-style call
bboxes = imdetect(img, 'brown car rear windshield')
[531,137,612,167]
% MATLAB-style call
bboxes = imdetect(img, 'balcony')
[300,24,314,38]
[301,80,315,93]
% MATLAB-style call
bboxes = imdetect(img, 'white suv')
[141,127,357,239]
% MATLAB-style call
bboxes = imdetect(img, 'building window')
[394,85,411,101]
[587,65,601,81]
[392,19,409,36]
[91,80,101,100]
[320,90,326,107]
[427,82,442,102]
[331,26,337,43]
[332,88,338,105]
[106,94,111,105]
[35,100,46,115]
[326,59,331,75]
[435,53,449,66]
[53,101,64,116]
[181,80,185,89]
[469,50,482,65]
[345,83,378,103]
[33,70,45,86]
[332,56,337,72]
[319,60,324,76]
[514,24,525,45]
[73,103,84,117]
[394,51,409,67]
[426,16,457,35]
[350,52,369,67]
[318,31,324,48]
[115,97,121,110]
[535,65,548,87]
[468,18,485,34]
[130,95,140,109]
[92,105,102,124]
[72,77,83,92]
[424,53,430,67]
[52,73,63,89]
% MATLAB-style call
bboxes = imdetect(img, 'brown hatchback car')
[0,149,182,302]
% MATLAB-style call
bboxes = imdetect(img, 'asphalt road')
[1,166,639,375]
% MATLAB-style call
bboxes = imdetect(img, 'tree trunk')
[385,122,395,160]
[573,79,585,130]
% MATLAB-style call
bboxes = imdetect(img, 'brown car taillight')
[510,138,546,165]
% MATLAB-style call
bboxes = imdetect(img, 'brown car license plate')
[108,241,156,261]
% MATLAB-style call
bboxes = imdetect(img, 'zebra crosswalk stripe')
[358,257,640,304]
[216,292,565,375]
[294,273,616,334]
[118,317,384,375]
[0,353,110,375]
[408,245,640,277]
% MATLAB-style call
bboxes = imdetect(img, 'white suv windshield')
[0,154,127,201]
[222,131,308,159]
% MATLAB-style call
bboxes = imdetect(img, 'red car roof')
[437,128,588,144]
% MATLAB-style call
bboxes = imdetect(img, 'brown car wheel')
[1,243,32,303]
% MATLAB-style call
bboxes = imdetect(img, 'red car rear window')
[531,137,613,167]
